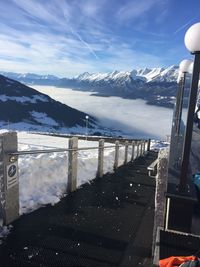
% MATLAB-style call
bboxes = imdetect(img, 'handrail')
[9,144,123,156]
[0,132,151,225]
[30,131,146,142]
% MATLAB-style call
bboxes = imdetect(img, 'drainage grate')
[159,230,200,259]
[6,245,117,267]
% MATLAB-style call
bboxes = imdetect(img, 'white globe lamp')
[184,22,200,53]
[179,22,200,193]
[179,59,193,73]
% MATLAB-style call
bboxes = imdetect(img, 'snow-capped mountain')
[0,66,183,107]
[137,65,179,82]
[73,65,179,84]
[57,66,180,107]
[0,75,101,133]
[1,65,179,86]
[0,72,59,85]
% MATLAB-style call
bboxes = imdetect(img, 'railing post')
[147,139,151,151]
[136,141,140,158]
[141,141,143,155]
[124,141,129,164]
[0,132,19,225]
[146,140,148,152]
[114,140,119,170]
[138,141,141,157]
[67,137,78,193]
[131,141,135,161]
[97,139,104,177]
[140,141,143,156]
[143,141,146,155]
[144,141,147,153]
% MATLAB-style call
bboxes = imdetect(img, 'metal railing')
[0,131,151,225]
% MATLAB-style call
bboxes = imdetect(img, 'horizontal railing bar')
[29,131,147,142]
[9,144,131,156]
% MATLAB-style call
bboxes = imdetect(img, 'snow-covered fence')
[0,132,150,225]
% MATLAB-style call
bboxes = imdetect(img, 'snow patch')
[30,111,59,126]
[0,94,48,103]
[15,132,133,214]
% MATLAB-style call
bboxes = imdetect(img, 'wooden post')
[146,140,149,152]
[97,139,104,177]
[147,139,151,151]
[67,137,78,192]
[141,141,143,155]
[131,141,135,161]
[144,141,147,153]
[143,141,146,155]
[0,132,19,225]
[140,141,143,156]
[114,140,119,170]
[136,141,140,158]
[138,141,141,157]
[124,141,129,164]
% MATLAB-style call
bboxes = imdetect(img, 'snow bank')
[17,132,130,215]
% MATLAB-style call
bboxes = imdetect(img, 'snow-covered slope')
[138,65,179,82]
[76,70,145,83]
[73,66,179,84]
[0,75,103,134]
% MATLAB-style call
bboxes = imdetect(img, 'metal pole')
[176,73,186,135]
[179,53,200,193]
[85,118,88,140]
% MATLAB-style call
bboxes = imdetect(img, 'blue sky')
[0,0,200,77]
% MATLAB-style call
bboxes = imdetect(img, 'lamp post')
[168,60,192,172]
[176,59,193,135]
[179,22,200,193]
[85,115,89,140]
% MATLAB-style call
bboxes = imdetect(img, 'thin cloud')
[117,0,158,21]
[0,0,192,76]
[69,27,100,60]
[174,17,197,35]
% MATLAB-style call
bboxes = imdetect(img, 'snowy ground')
[17,131,132,214]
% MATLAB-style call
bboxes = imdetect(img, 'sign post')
[0,132,19,225]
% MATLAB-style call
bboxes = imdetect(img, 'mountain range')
[1,65,186,108]
[59,66,183,107]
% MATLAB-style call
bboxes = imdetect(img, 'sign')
[8,164,17,177]
[6,163,18,189]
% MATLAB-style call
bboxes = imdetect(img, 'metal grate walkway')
[0,151,157,267]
